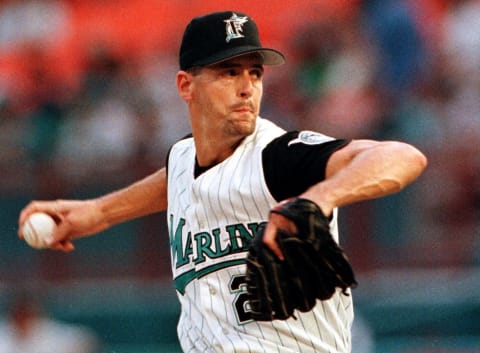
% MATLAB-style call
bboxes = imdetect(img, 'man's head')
[179,11,285,71]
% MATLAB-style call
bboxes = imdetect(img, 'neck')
[195,136,244,167]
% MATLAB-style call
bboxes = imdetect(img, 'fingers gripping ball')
[22,212,57,249]
[245,197,358,321]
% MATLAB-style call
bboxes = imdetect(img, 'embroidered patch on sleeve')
[288,131,333,146]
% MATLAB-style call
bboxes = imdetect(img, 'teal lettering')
[247,222,265,240]
[194,232,215,264]
[212,228,232,257]
[169,217,267,294]
[169,215,191,268]
[184,231,193,264]
[226,223,257,251]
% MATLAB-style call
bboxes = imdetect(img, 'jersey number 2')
[229,275,253,324]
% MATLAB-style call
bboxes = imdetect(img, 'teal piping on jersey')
[175,258,246,294]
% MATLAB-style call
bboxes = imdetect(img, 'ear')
[176,71,193,102]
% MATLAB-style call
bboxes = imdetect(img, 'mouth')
[234,108,254,114]
[231,103,255,114]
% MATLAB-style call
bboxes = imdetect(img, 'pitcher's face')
[189,54,264,138]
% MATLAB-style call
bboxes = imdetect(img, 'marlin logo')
[224,13,248,43]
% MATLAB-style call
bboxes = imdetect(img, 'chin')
[237,115,257,132]
[228,119,256,137]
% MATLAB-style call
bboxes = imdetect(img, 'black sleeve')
[262,131,351,202]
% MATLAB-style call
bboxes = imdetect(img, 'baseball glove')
[245,197,357,321]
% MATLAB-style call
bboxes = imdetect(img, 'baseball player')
[18,11,427,353]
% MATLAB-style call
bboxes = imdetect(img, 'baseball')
[22,212,57,249]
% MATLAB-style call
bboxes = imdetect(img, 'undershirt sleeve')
[262,131,351,202]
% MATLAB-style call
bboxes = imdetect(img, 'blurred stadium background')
[0,0,479,352]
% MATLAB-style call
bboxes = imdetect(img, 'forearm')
[301,141,427,215]
[96,167,168,228]
[18,168,168,251]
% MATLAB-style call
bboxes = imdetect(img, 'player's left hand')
[263,196,334,260]
[245,197,357,321]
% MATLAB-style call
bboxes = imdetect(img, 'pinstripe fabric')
[167,118,353,353]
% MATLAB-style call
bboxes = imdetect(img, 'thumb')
[262,220,284,261]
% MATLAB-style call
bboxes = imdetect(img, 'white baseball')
[22,212,57,249]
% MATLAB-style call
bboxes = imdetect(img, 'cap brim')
[195,46,285,67]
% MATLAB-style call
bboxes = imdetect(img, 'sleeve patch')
[288,131,333,146]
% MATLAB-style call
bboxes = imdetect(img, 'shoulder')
[264,130,349,156]
[286,130,337,145]
[262,130,350,201]
[166,133,194,173]
[171,133,194,149]
[253,117,286,145]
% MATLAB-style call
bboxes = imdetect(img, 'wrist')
[299,185,336,217]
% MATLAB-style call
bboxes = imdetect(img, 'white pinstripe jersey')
[167,118,353,353]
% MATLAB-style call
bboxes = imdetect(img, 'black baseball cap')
[179,11,285,70]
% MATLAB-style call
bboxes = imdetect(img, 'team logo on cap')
[224,13,248,43]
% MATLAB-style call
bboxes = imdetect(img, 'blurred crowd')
[0,288,101,353]
[0,0,479,275]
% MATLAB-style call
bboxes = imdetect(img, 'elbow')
[394,142,428,187]
[418,152,428,172]
[380,143,428,194]
[408,144,428,175]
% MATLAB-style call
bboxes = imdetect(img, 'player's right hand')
[18,199,108,252]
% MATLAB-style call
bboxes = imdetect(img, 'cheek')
[257,86,263,101]
[194,88,225,114]
[254,87,263,110]
[205,85,231,106]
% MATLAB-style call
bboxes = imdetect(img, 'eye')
[251,69,263,78]
[220,68,238,77]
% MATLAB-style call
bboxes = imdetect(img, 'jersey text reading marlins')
[170,216,264,294]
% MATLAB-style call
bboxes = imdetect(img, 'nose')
[238,71,254,98]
